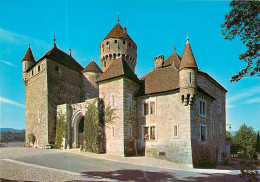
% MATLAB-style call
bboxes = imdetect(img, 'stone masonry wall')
[136,91,193,166]
[25,59,48,148]
[99,78,125,156]
[123,78,139,155]
[82,72,101,99]
[191,73,227,166]
[47,58,84,144]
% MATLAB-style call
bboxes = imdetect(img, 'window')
[55,66,59,71]
[38,65,40,72]
[106,41,109,45]
[143,125,156,140]
[144,103,149,115]
[128,94,132,109]
[173,125,178,138]
[101,44,103,48]
[123,40,126,44]
[114,40,117,43]
[200,124,206,142]
[190,72,191,83]
[199,99,206,117]
[217,100,221,114]
[150,102,155,115]
[111,126,115,138]
[211,122,214,138]
[129,127,132,138]
[129,42,131,47]
[31,70,34,76]
[111,94,115,107]
[219,123,222,135]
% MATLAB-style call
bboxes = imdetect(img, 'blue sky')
[0,0,259,131]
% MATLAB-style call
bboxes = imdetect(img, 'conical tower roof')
[22,44,35,62]
[103,23,133,41]
[179,40,198,70]
[82,60,103,73]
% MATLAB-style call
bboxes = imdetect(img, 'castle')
[22,20,228,167]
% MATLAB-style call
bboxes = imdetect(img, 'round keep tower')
[100,21,137,72]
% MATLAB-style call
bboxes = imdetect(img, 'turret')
[100,18,137,72]
[179,35,198,105]
[22,44,36,83]
[82,59,103,99]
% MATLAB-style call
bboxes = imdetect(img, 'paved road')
[0,148,243,181]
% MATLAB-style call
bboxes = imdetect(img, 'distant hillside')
[0,128,25,132]
[0,130,25,142]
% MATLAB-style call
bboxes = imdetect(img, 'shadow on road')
[82,169,243,182]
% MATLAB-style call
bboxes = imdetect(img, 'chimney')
[154,55,164,69]
[123,27,127,34]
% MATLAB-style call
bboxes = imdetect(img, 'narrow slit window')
[38,65,40,72]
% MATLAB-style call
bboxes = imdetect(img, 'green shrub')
[28,133,36,145]
[54,112,67,149]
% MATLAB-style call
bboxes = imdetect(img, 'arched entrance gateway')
[72,110,85,148]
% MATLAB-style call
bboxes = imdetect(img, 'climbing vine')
[54,112,67,149]
[83,99,99,153]
[28,133,36,146]
[83,98,117,153]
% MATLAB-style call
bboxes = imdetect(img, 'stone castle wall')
[136,91,193,166]
[191,73,227,166]
[46,58,84,144]
[82,72,101,99]
[99,78,125,155]
[25,59,48,148]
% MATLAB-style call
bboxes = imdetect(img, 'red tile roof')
[96,57,139,83]
[82,61,103,73]
[103,23,133,41]
[22,46,35,63]
[179,41,198,70]
[138,66,180,96]
[164,52,181,68]
[37,46,84,73]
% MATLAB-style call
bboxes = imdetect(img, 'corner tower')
[22,44,36,84]
[179,36,198,105]
[100,20,137,72]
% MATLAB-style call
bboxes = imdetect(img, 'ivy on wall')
[54,112,67,149]
[28,133,36,146]
[83,100,99,153]
[83,98,117,153]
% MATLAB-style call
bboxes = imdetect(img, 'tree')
[233,124,257,158]
[221,0,260,82]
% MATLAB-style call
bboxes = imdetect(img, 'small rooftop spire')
[92,58,94,62]
[174,44,176,53]
[185,33,189,45]
[53,35,56,47]
[29,43,30,48]
[69,46,71,56]
[117,12,119,24]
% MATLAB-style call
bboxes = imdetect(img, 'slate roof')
[179,41,198,70]
[103,23,133,41]
[96,57,139,83]
[163,52,182,68]
[138,66,180,96]
[82,61,103,73]
[22,46,35,63]
[37,45,84,73]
